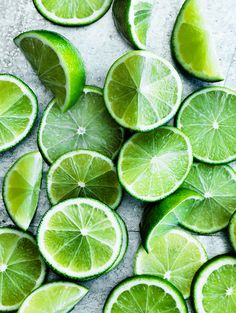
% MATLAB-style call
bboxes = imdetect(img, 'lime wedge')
[0,74,37,152]
[193,255,236,313]
[104,275,188,313]
[18,282,88,313]
[181,163,236,233]
[229,212,236,252]
[177,87,236,164]
[38,86,124,164]
[33,0,112,26]
[37,198,123,280]
[171,0,223,81]
[113,0,154,49]
[0,228,46,311]
[14,30,85,112]
[118,126,192,202]
[3,151,43,231]
[47,150,122,209]
[104,51,182,131]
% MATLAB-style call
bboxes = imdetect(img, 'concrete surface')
[0,0,236,312]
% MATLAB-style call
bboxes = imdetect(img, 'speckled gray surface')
[0,0,236,312]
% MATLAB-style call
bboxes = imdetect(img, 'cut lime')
[33,0,112,26]
[104,275,188,313]
[181,163,236,233]
[113,0,154,49]
[14,30,85,112]
[118,126,192,202]
[37,198,123,280]
[0,74,37,152]
[171,0,223,82]
[193,255,236,313]
[135,229,207,299]
[18,282,88,313]
[177,87,236,164]
[229,212,236,252]
[0,228,46,311]
[104,51,182,131]
[47,150,122,209]
[38,86,124,164]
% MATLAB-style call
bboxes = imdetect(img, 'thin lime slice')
[104,51,182,131]
[118,126,192,202]
[0,228,46,312]
[38,86,124,164]
[177,87,236,164]
[181,163,236,233]
[229,212,236,252]
[193,255,236,313]
[47,150,122,209]
[104,275,188,313]
[37,198,123,280]
[33,0,112,26]
[171,0,223,82]
[140,188,203,251]
[0,74,37,152]
[3,152,43,231]
[18,282,88,313]
[14,30,85,112]
[113,0,154,49]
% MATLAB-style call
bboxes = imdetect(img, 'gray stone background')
[0,0,236,312]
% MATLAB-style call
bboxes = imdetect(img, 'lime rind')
[229,212,236,252]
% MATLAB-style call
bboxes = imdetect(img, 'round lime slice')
[0,228,46,311]
[104,51,182,131]
[171,0,223,82]
[135,229,207,299]
[103,275,188,313]
[37,198,123,280]
[18,282,88,313]
[177,87,236,164]
[193,255,236,313]
[14,30,85,112]
[33,0,112,26]
[181,163,236,233]
[118,126,192,202]
[0,74,37,152]
[47,150,122,209]
[113,0,154,49]
[229,212,236,252]
[3,151,43,231]
[38,86,124,164]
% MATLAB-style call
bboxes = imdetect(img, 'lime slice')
[37,198,123,280]
[0,228,46,311]
[0,74,37,152]
[14,30,85,112]
[135,229,207,299]
[229,212,236,252]
[181,163,236,233]
[193,255,236,313]
[177,87,236,164]
[38,86,124,164]
[171,0,223,82]
[47,150,122,209]
[113,0,154,49]
[104,275,188,313]
[140,188,203,251]
[18,282,88,313]
[104,51,182,131]
[118,126,192,202]
[3,152,43,231]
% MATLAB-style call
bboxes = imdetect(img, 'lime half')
[14,30,85,112]
[118,126,192,202]
[229,212,236,252]
[18,282,88,313]
[172,0,223,82]
[0,74,37,152]
[104,51,182,131]
[37,198,123,280]
[193,255,236,313]
[3,151,43,230]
